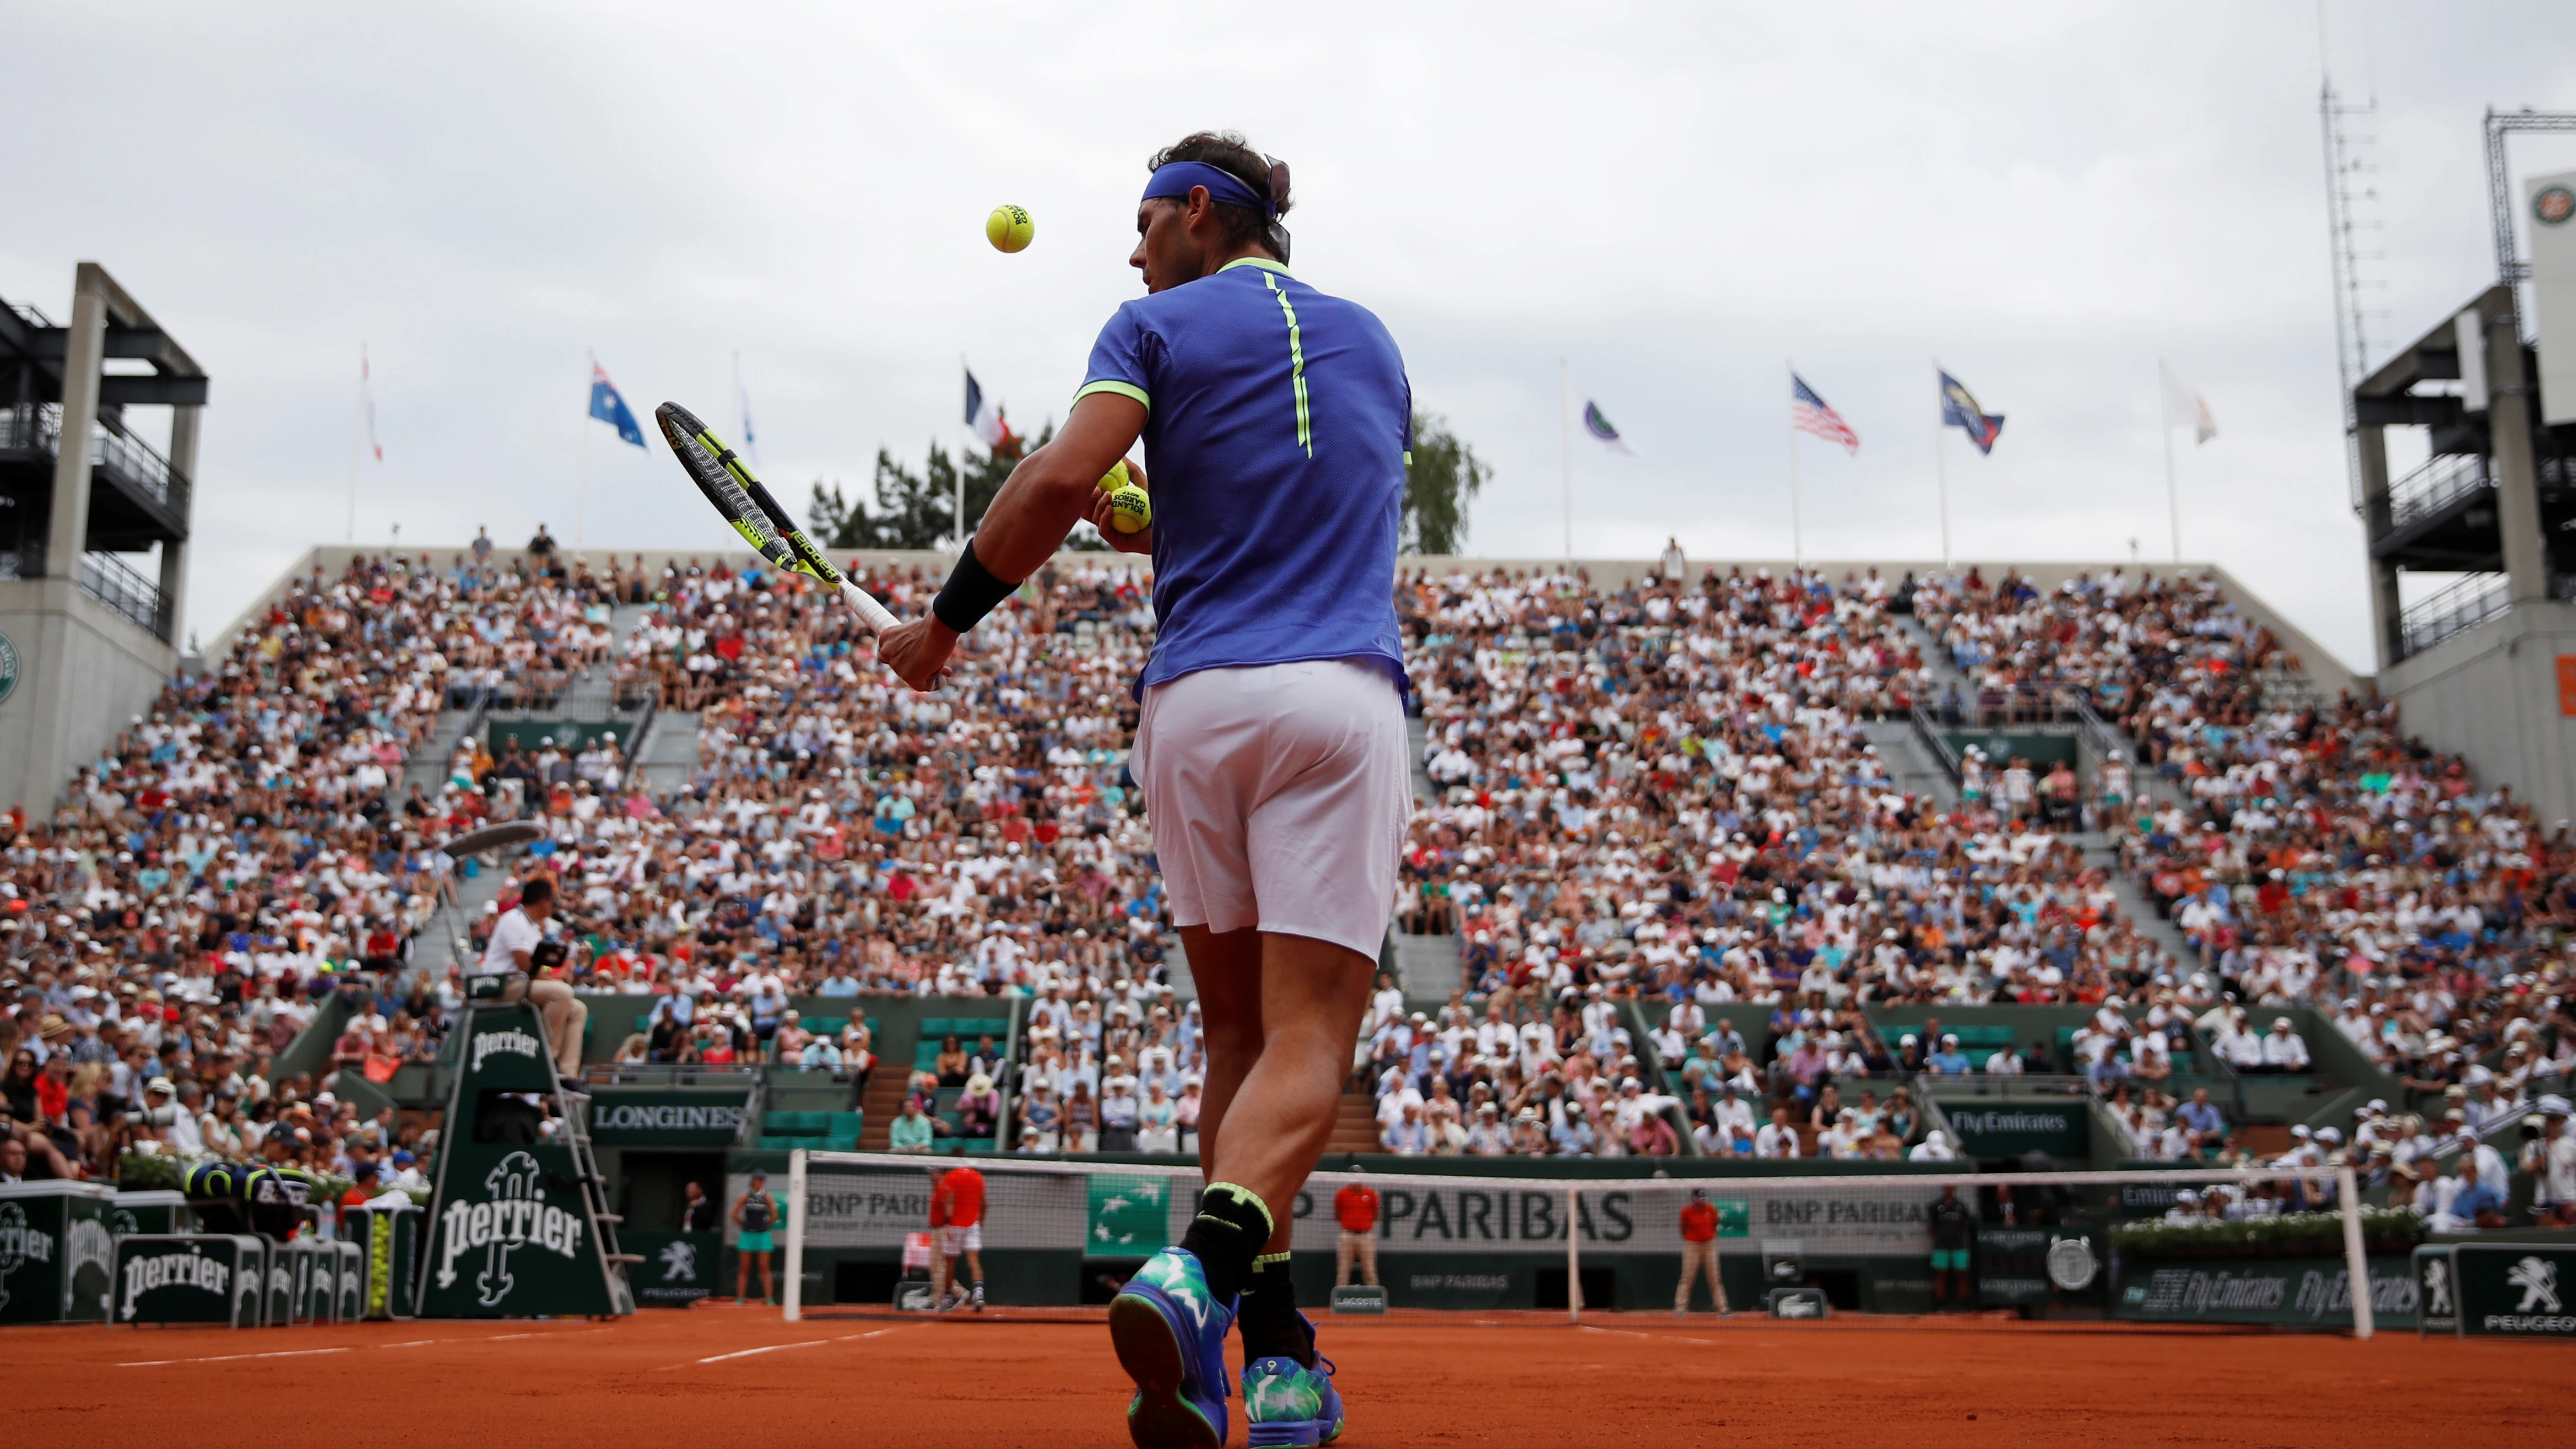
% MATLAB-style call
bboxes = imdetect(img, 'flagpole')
[2160,359,2182,564]
[1560,357,1572,569]
[956,354,969,555]
[347,343,364,546]
[579,349,593,560]
[1933,361,1951,571]
[1787,361,1803,571]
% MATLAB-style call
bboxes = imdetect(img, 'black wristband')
[933,540,1018,634]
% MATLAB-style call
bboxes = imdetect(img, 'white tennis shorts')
[1135,658,1409,960]
[936,1223,981,1256]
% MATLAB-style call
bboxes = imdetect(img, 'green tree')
[807,419,1057,550]
[1402,410,1488,556]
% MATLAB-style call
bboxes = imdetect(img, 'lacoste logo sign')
[470,1029,544,1072]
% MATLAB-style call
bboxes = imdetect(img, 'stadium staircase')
[1392,711,1467,997]
[1330,1091,1383,1154]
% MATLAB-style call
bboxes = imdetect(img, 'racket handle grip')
[838,579,902,635]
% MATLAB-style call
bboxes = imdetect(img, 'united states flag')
[1791,374,1859,454]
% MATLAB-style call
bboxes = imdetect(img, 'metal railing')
[77,551,170,640]
[2386,451,2491,529]
[0,403,191,520]
[2396,572,2509,659]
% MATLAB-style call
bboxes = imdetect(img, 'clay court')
[13,1304,2565,1447]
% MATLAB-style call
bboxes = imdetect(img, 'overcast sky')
[8,2,2576,670]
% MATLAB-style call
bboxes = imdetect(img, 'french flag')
[965,369,1015,450]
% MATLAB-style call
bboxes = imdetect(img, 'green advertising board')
[2112,1255,2417,1329]
[2414,1245,2458,1336]
[1941,1102,2088,1159]
[0,1180,115,1323]
[625,1230,724,1305]
[1087,1174,1174,1255]
[2453,1245,2576,1338]
[588,1088,752,1145]
[110,1235,265,1326]
[1976,1226,2103,1307]
[419,1003,631,1318]
[1942,732,2079,770]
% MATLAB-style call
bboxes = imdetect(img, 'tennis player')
[878,129,1404,1449]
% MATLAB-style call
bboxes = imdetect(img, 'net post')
[2336,1164,2372,1339]
[783,1148,809,1323]
[1565,1182,1580,1324]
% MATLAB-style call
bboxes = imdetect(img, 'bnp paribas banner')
[789,1166,1938,1258]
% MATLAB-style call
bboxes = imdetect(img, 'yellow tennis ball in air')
[1107,483,1152,534]
[986,204,1033,253]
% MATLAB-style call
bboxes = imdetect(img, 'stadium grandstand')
[8,535,2570,1278]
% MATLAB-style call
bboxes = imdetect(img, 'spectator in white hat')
[2523,1095,2576,1227]
[2253,1018,2310,1074]
[1908,1128,1957,1163]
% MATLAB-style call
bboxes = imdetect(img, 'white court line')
[121,1324,616,1367]
[692,1339,834,1365]
[1576,1324,1716,1347]
[659,1324,907,1371]
[118,1346,351,1368]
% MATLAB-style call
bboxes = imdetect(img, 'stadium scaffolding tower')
[781,1151,2379,1338]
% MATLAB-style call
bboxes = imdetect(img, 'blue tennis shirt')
[1074,258,1410,697]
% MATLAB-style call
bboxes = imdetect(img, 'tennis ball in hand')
[1096,460,1130,493]
[1106,483,1152,534]
[986,204,1033,253]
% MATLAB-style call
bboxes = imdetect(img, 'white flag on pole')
[2161,366,2217,445]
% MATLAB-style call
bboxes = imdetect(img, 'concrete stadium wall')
[2380,601,2576,828]
[0,578,177,813]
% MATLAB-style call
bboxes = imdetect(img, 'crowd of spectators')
[0,546,624,1185]
[9,533,2575,1216]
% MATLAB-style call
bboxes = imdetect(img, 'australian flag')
[1939,371,2004,455]
[590,363,645,448]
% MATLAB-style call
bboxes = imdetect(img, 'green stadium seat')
[829,1111,864,1138]
[762,1111,828,1138]
[804,1017,846,1038]
[819,1134,861,1152]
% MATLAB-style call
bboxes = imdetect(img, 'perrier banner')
[418,1003,630,1317]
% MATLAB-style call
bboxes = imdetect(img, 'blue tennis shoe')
[1243,1349,1343,1446]
[1109,1247,1235,1449]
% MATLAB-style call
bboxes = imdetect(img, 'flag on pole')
[1939,371,2005,455]
[1790,374,1859,453]
[589,363,645,447]
[2161,366,2217,445]
[1582,400,1635,455]
[361,346,382,461]
[737,376,760,466]
[965,369,1016,450]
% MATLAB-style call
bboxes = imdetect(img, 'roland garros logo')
[436,1149,587,1307]
[471,1028,544,1072]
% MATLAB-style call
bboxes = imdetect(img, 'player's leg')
[1334,1231,1354,1288]
[1357,1233,1376,1288]
[735,1244,750,1304]
[1675,1246,1698,1315]
[757,1245,775,1304]
[965,1239,984,1310]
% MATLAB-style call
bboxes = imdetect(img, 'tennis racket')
[654,401,902,634]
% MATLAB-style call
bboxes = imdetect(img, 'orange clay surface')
[9,1301,2568,1447]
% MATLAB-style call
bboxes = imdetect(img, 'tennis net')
[778,1151,2388,1336]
